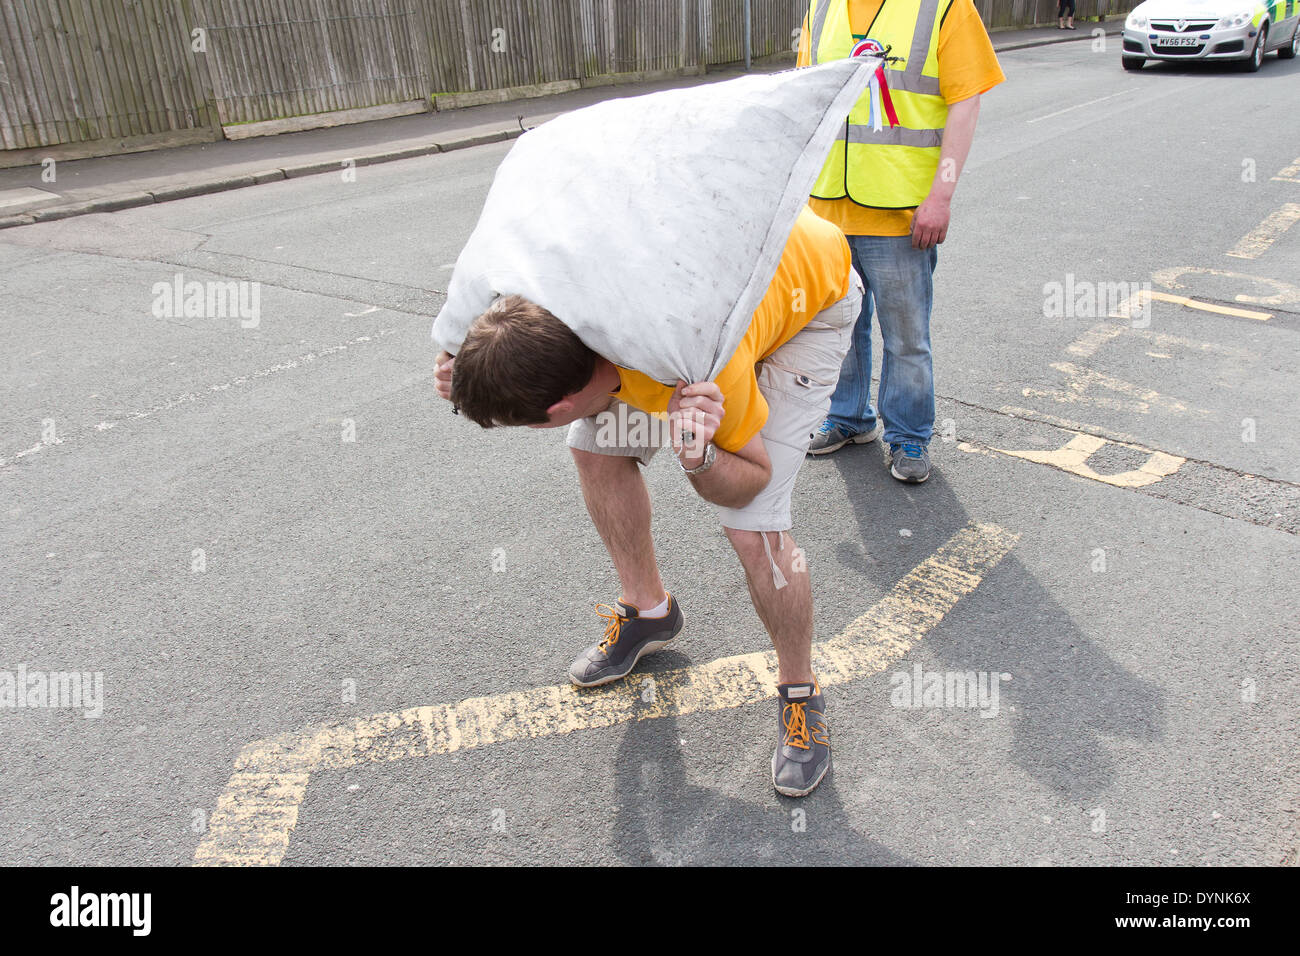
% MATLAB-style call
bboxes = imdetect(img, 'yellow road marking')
[193,522,1019,866]
[1070,322,1258,360]
[1065,324,1126,358]
[1129,328,1254,357]
[996,406,1142,445]
[1021,386,1155,415]
[1109,288,1272,322]
[1153,293,1269,320]
[984,433,1184,489]
[1226,203,1300,260]
[1047,362,1207,416]
[1150,265,1300,308]
[1271,159,1300,183]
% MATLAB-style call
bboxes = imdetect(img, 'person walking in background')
[1058,0,1076,29]
[799,0,1003,482]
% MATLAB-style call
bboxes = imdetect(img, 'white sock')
[638,594,671,618]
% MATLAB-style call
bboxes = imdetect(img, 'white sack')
[432,58,879,385]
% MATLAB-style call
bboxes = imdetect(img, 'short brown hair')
[450,295,597,427]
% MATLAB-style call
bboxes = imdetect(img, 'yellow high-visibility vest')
[809,0,950,209]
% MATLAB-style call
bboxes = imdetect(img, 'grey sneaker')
[889,441,931,483]
[568,596,684,688]
[807,418,883,456]
[771,681,831,797]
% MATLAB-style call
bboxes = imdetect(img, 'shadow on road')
[610,707,912,866]
[607,443,1165,864]
[829,446,1165,800]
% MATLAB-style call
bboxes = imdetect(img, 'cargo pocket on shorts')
[756,359,836,452]
[759,358,836,405]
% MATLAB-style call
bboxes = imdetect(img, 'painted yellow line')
[1150,265,1299,308]
[1271,159,1300,182]
[1109,289,1272,321]
[1161,293,1270,320]
[965,433,1185,490]
[1049,362,1207,417]
[1065,323,1126,359]
[1068,322,1258,360]
[1021,385,1154,416]
[193,521,1019,866]
[997,405,1142,445]
[1226,203,1300,260]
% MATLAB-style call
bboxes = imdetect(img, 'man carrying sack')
[432,60,885,797]
[436,208,861,797]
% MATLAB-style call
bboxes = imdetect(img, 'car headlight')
[1216,11,1253,27]
[1127,14,1148,28]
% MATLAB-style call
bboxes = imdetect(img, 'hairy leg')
[725,527,813,684]
[571,447,667,610]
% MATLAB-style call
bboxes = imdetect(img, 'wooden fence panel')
[1,0,1140,154]
[461,0,577,90]
[195,0,431,125]
[0,1,215,150]
[749,0,803,59]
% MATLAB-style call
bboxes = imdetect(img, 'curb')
[0,27,1124,232]
[993,24,1124,53]
[0,128,526,231]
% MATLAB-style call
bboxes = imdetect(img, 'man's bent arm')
[685,433,771,509]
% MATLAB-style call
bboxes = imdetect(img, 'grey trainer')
[568,596,684,688]
[771,681,831,797]
[889,441,931,483]
[807,418,883,456]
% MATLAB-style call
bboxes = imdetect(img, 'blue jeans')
[826,235,938,447]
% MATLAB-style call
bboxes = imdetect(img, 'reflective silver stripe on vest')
[904,0,944,81]
[811,0,945,76]
[883,67,940,96]
[839,123,943,148]
[809,0,834,65]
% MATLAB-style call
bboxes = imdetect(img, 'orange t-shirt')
[612,207,851,453]
[797,0,1006,236]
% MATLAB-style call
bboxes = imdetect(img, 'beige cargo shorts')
[567,269,863,533]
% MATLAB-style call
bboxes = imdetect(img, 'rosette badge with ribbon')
[850,38,900,133]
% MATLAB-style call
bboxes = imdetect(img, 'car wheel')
[1242,25,1267,71]
[1122,55,1145,71]
[1278,25,1299,59]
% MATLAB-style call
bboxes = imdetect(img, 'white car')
[1122,0,1300,70]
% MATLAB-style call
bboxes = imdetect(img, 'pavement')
[0,21,1120,229]
[2,27,1298,868]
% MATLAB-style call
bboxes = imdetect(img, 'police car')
[1121,0,1300,70]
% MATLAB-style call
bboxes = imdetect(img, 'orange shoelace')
[595,604,627,652]
[782,701,830,750]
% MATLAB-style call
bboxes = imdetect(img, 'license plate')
[1156,36,1199,46]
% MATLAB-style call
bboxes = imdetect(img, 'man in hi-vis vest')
[800,0,1003,482]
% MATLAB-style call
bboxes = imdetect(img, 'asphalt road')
[2,38,1297,866]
